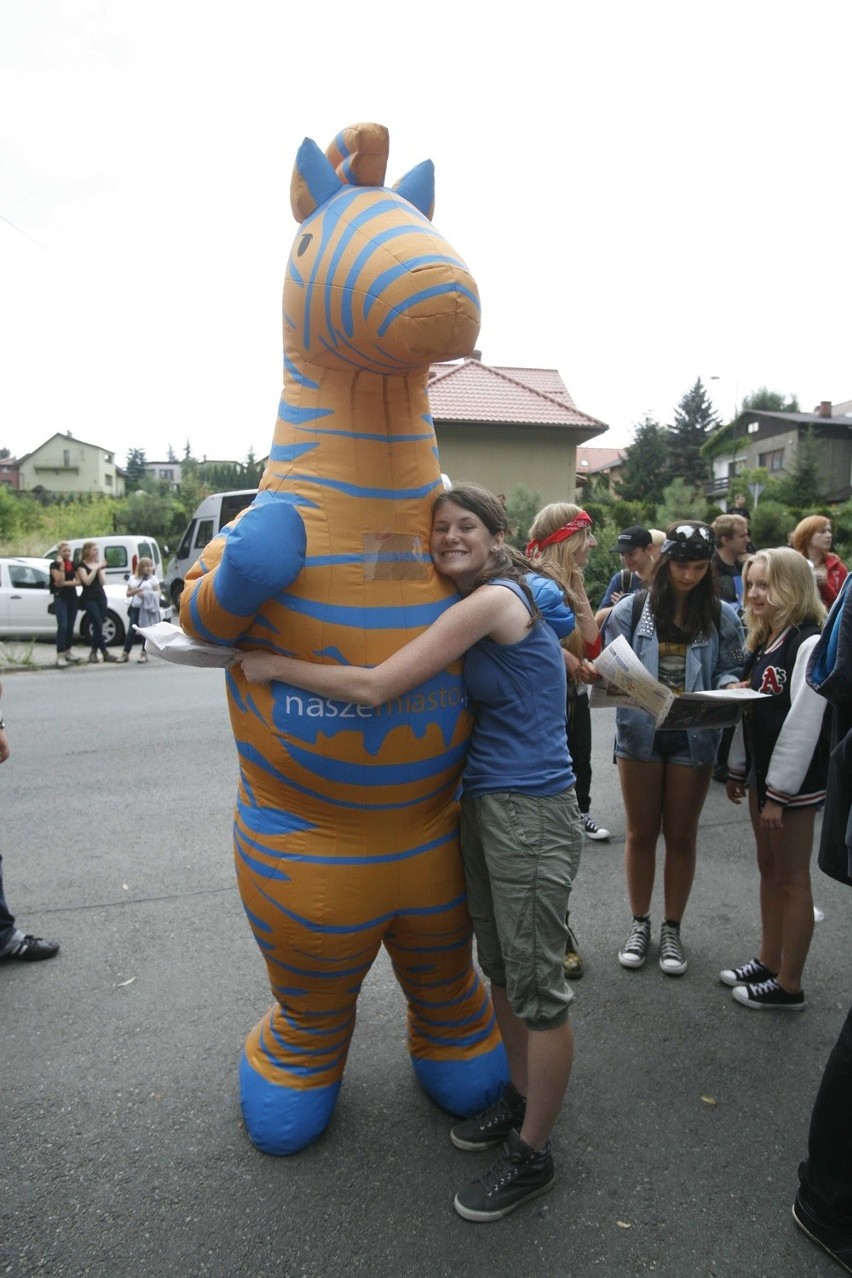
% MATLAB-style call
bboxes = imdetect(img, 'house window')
[159,468,174,480]
[105,473,113,486]
[63,450,70,466]
[747,422,759,434]
[758,449,784,472]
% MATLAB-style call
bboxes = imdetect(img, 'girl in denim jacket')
[604,522,745,977]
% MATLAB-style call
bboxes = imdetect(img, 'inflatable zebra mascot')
[180,123,507,1154]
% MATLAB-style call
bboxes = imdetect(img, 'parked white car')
[0,557,173,647]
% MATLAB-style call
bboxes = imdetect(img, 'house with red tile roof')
[576,445,626,489]
[427,356,607,503]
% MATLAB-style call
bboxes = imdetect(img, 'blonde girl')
[527,503,605,978]
[723,547,828,1010]
[122,557,160,663]
[76,541,118,663]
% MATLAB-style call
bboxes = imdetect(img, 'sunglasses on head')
[669,525,712,543]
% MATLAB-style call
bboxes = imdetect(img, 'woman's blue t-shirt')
[461,575,576,797]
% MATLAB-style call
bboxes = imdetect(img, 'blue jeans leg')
[54,595,78,653]
[0,853,23,955]
[84,598,107,654]
[799,1002,852,1227]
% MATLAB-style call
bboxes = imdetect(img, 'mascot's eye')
[297,234,313,257]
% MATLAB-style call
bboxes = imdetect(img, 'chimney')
[817,400,833,417]
[471,350,482,361]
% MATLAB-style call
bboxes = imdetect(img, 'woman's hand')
[576,658,601,685]
[760,799,785,830]
[726,778,745,804]
[728,679,751,690]
[236,652,283,684]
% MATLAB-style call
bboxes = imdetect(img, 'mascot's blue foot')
[412,1042,509,1118]
[239,1051,341,1155]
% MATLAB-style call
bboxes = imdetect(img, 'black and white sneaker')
[719,957,776,988]
[450,1082,526,1151]
[618,915,651,969]
[581,814,610,841]
[659,921,687,976]
[732,977,805,1011]
[0,934,59,962]
[453,1128,555,1221]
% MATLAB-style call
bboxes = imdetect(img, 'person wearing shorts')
[604,521,745,978]
[240,483,583,1223]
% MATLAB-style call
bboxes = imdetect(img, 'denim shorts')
[459,787,582,1029]
[616,729,693,766]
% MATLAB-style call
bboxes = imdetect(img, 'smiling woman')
[239,482,586,1222]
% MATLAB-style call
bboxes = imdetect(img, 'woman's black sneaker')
[454,1128,555,1221]
[450,1082,526,1151]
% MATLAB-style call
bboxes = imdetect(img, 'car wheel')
[103,610,125,646]
[170,579,184,610]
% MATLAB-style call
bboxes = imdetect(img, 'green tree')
[740,387,800,413]
[656,478,710,528]
[668,379,718,488]
[750,499,792,550]
[615,415,671,504]
[124,448,148,491]
[505,485,542,551]
[775,426,823,509]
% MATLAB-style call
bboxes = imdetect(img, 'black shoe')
[0,934,59,962]
[450,1082,526,1151]
[454,1128,555,1221]
[732,977,805,1010]
[793,1191,852,1273]
[719,957,776,988]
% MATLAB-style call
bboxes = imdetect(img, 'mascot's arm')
[181,495,307,646]
[238,583,519,705]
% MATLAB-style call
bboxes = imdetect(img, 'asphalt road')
[1,660,849,1278]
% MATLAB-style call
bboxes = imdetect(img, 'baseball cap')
[616,526,652,553]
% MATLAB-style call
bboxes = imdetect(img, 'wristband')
[0,715,6,730]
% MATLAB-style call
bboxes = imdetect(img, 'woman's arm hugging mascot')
[180,123,507,1154]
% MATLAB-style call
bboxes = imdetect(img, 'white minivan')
[43,535,166,587]
[164,489,257,608]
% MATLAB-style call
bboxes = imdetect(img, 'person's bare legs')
[617,758,664,915]
[748,788,815,993]
[659,762,712,921]
[491,985,574,1150]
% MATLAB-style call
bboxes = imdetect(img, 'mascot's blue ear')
[291,138,344,221]
[393,159,435,219]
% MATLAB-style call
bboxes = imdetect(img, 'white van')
[164,489,257,607]
[44,535,166,587]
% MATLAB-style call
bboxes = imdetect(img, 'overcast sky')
[2,0,849,469]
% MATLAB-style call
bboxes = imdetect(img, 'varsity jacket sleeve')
[728,720,747,783]
[765,634,826,805]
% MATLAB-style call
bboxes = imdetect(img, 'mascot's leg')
[238,922,384,1155]
[236,834,390,1156]
[384,907,508,1119]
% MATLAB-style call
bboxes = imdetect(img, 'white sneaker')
[56,655,68,668]
[582,814,610,841]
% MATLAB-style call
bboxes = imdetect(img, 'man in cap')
[595,526,656,632]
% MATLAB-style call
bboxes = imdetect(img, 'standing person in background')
[527,502,607,981]
[49,542,81,668]
[120,558,160,664]
[793,574,852,1268]
[648,529,666,563]
[602,522,745,977]
[0,681,59,964]
[76,542,118,664]
[710,513,751,782]
[723,548,827,1010]
[791,515,848,609]
[594,526,656,633]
